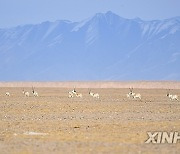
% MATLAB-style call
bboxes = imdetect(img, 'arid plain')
[0,82,180,154]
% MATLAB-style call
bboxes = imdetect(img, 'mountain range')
[0,11,180,81]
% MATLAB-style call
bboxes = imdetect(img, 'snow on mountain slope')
[0,12,180,80]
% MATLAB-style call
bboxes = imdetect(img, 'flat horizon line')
[0,81,180,89]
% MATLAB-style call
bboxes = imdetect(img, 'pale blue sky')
[0,0,180,28]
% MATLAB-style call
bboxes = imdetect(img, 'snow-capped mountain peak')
[0,12,180,80]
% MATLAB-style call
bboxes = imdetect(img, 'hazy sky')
[0,0,180,28]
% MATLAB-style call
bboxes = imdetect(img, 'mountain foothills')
[0,11,180,80]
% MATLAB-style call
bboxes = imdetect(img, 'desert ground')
[0,82,180,154]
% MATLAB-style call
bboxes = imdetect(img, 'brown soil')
[0,82,180,153]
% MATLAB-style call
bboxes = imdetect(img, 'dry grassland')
[0,82,180,153]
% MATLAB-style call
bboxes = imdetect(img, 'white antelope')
[68,88,82,98]
[32,87,38,97]
[89,89,99,99]
[167,89,178,101]
[5,92,10,96]
[126,93,131,99]
[93,93,99,99]
[71,88,77,95]
[73,88,82,98]
[22,88,30,97]
[127,88,141,100]
[133,93,141,100]
[126,88,135,99]
[75,93,82,98]
[89,89,94,97]
[68,91,74,98]
[68,88,76,98]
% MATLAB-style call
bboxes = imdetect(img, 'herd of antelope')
[68,88,99,99]
[68,87,178,101]
[126,88,141,100]
[126,88,178,101]
[1,87,179,101]
[166,89,178,101]
[68,88,83,98]
[3,87,39,97]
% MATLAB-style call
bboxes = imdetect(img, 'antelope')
[89,89,94,97]
[68,91,74,98]
[167,89,178,101]
[72,88,77,95]
[130,88,136,97]
[68,88,76,98]
[32,87,38,97]
[93,93,100,99]
[73,88,82,98]
[5,92,10,96]
[75,93,82,98]
[22,88,30,97]
[127,88,141,100]
[133,93,141,100]
[126,93,132,99]
[89,89,99,99]
[126,88,135,99]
